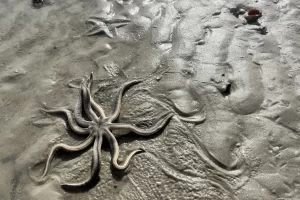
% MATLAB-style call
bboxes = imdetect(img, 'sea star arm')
[61,134,102,188]
[109,80,142,122]
[178,115,206,124]
[40,135,95,179]
[74,85,93,128]
[81,85,99,122]
[104,129,142,170]
[109,112,174,136]
[86,72,106,119]
[42,107,89,135]
[90,97,106,119]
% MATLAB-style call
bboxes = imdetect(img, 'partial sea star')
[40,73,174,188]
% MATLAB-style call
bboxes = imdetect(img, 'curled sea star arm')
[86,73,106,119]
[42,108,89,135]
[90,97,106,119]
[74,85,92,128]
[109,80,142,122]
[81,85,99,122]
[104,129,142,170]
[40,135,95,179]
[109,112,174,136]
[61,134,102,188]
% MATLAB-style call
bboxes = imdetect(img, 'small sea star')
[39,73,174,188]
[86,17,131,38]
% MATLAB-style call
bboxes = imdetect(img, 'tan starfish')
[39,73,174,188]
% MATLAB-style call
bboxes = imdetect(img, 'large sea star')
[40,73,174,188]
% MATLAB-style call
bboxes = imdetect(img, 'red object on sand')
[248,9,261,16]
[245,9,262,23]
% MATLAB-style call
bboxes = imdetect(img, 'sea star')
[40,73,174,188]
[86,17,131,38]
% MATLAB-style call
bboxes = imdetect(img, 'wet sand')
[1,0,300,199]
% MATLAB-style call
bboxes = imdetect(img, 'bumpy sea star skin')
[40,73,174,188]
